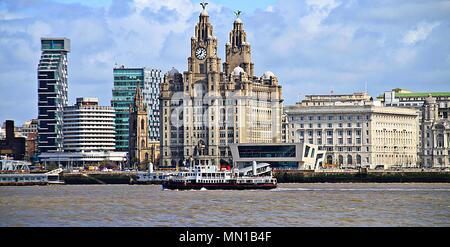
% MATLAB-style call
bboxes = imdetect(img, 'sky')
[0,0,449,125]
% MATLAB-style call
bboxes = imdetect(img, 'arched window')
[347,155,353,165]
[356,155,362,165]
[326,155,333,165]
[141,119,145,131]
[338,155,344,165]
[141,140,145,148]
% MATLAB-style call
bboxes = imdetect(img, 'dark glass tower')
[37,37,70,153]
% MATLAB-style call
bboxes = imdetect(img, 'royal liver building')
[160,4,283,167]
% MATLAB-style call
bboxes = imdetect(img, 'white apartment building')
[62,97,115,152]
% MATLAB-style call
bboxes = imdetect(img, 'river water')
[0,183,449,227]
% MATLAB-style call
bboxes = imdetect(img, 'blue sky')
[1,0,450,125]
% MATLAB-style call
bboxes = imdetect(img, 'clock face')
[195,47,207,60]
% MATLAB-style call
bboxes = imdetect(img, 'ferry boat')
[130,163,172,184]
[162,161,277,190]
[0,168,64,186]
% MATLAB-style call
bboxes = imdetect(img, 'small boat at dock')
[131,162,172,184]
[0,168,64,186]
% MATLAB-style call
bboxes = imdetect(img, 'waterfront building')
[0,120,26,160]
[18,119,39,161]
[39,98,126,169]
[19,119,39,137]
[298,92,372,106]
[160,5,283,167]
[37,37,70,153]
[281,114,290,143]
[229,143,325,170]
[421,96,450,167]
[111,66,162,151]
[378,89,450,114]
[284,96,419,169]
[38,151,127,168]
[378,88,450,167]
[128,87,159,167]
[63,97,115,152]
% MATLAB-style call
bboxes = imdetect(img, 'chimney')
[5,120,14,141]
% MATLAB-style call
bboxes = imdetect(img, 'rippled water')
[1,183,449,226]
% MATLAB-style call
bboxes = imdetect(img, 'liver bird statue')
[200,2,208,10]
[234,10,242,18]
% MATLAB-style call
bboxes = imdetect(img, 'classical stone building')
[285,95,419,169]
[378,88,450,167]
[299,92,372,107]
[421,96,450,167]
[160,5,283,167]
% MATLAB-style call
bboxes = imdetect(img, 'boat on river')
[131,162,172,184]
[162,161,277,190]
[0,168,64,186]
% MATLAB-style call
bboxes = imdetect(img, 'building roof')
[395,92,450,97]
[378,91,450,99]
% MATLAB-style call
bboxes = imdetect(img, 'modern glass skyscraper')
[111,66,161,151]
[37,37,70,153]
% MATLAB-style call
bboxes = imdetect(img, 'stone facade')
[160,6,283,167]
[285,96,419,169]
[129,86,153,166]
[421,96,450,167]
[378,88,450,167]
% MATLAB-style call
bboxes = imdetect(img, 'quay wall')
[274,170,450,183]
[61,172,137,184]
[59,170,450,184]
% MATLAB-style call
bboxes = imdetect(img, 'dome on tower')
[234,18,242,24]
[262,71,276,80]
[232,66,245,76]
[168,67,179,76]
[200,9,208,17]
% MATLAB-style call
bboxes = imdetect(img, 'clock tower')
[187,2,221,77]
[160,3,283,168]
[223,11,254,77]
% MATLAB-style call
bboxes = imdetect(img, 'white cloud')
[402,21,440,45]
[300,0,341,34]
[1,0,450,124]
